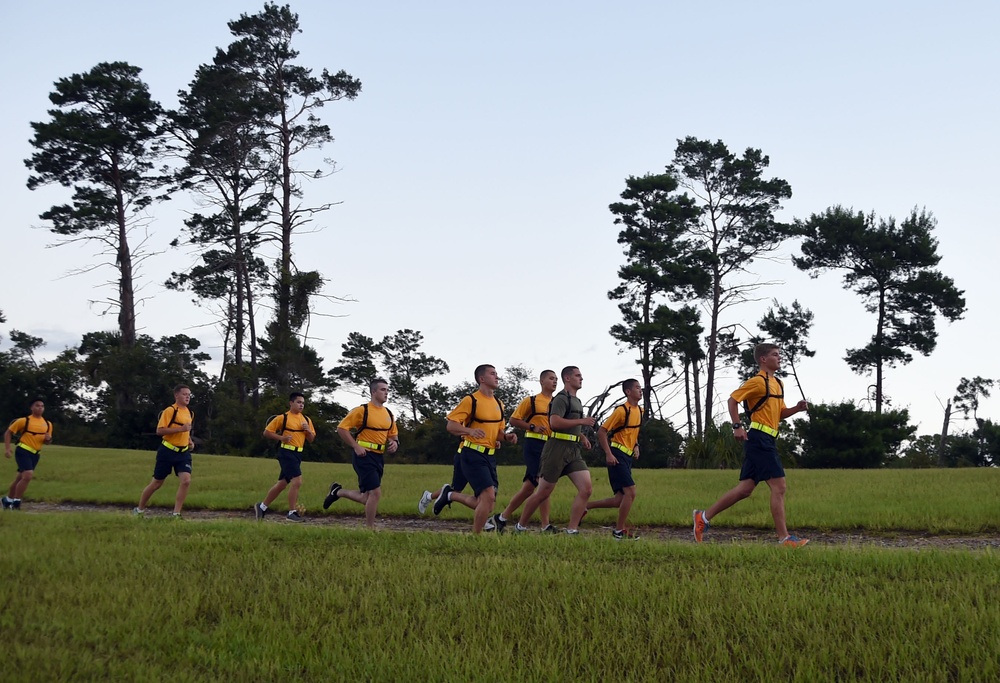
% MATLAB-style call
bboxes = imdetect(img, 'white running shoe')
[418,490,432,515]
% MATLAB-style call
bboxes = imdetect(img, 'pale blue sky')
[1,1,996,436]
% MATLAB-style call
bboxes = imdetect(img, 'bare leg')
[174,472,191,514]
[765,477,788,539]
[286,476,302,511]
[539,498,551,528]
[471,487,496,534]
[9,473,24,498]
[446,490,479,510]
[501,480,536,520]
[138,478,165,509]
[364,487,381,528]
[263,480,288,507]
[12,470,34,499]
[615,486,636,531]
[587,491,625,510]
[705,479,756,520]
[518,479,556,527]
[565,470,593,530]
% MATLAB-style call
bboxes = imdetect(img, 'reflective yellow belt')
[17,443,39,455]
[551,432,580,442]
[280,443,304,452]
[357,440,385,452]
[161,440,190,453]
[749,422,778,437]
[525,431,548,441]
[611,442,633,456]
[461,440,496,456]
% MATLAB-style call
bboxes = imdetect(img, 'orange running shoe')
[780,535,809,548]
[692,510,709,543]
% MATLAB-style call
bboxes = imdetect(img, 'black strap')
[20,416,51,436]
[164,406,194,428]
[743,374,784,421]
[607,405,640,439]
[466,394,504,426]
[358,403,394,434]
[549,390,582,419]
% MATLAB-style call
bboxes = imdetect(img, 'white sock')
[515,523,528,531]
[260,502,268,511]
[445,491,452,502]
[498,514,507,522]
[702,512,711,522]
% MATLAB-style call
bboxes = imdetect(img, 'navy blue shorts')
[153,444,192,480]
[521,437,545,487]
[459,447,498,497]
[607,446,636,494]
[14,447,40,473]
[739,429,785,483]
[450,451,469,492]
[277,451,302,483]
[353,451,384,493]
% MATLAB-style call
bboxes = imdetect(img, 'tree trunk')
[112,161,136,349]
[703,274,721,435]
[692,356,703,439]
[938,399,951,466]
[875,288,887,415]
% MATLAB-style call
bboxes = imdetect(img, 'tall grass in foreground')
[1,513,997,682]
[19,445,1000,532]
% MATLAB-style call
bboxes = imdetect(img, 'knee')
[771,481,787,496]
[623,488,636,503]
[580,483,593,498]
[481,488,496,505]
[20,471,34,482]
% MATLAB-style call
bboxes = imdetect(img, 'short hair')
[622,379,640,393]
[474,364,495,382]
[289,392,305,402]
[560,366,578,381]
[754,343,780,363]
[29,397,45,407]
[539,369,556,380]
[173,384,190,395]
[369,378,388,392]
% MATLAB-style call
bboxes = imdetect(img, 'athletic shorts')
[539,439,588,484]
[739,429,785,483]
[450,451,469,492]
[459,447,498,497]
[14,447,41,473]
[153,444,193,480]
[277,451,303,483]
[521,437,545,487]
[353,451,384,493]
[607,446,636,494]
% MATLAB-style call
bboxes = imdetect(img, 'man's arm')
[3,429,12,458]
[597,426,615,465]
[447,420,485,439]
[304,417,316,443]
[156,423,191,436]
[337,427,367,457]
[727,397,747,442]
[262,429,292,443]
[780,400,808,420]
[549,414,596,431]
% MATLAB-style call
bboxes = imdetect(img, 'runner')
[133,385,195,518]
[255,392,316,522]
[3,398,53,510]
[587,378,643,540]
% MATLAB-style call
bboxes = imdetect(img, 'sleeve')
[446,396,473,425]
[8,418,26,434]
[730,377,763,404]
[511,397,531,421]
[601,406,625,432]
[549,393,568,419]
[46,420,53,436]
[388,419,399,438]
[264,415,284,434]
[337,407,363,431]
[156,409,172,430]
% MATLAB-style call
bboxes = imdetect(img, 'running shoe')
[323,482,342,510]
[780,535,809,548]
[490,513,506,534]
[254,502,267,521]
[540,524,560,534]
[433,484,453,516]
[418,490,432,514]
[287,511,304,522]
[693,509,710,543]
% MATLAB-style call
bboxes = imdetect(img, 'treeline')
[7,3,996,468]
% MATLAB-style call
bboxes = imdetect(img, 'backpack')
[159,406,194,430]
[354,403,394,437]
[607,404,641,440]
[548,390,583,420]
[465,394,504,427]
[266,411,312,435]
[11,415,51,444]
[742,374,784,423]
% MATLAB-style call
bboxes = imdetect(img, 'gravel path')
[17,502,1000,550]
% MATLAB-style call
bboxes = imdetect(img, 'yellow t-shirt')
[338,403,398,450]
[447,391,506,449]
[265,411,313,450]
[158,404,193,448]
[511,394,551,432]
[602,403,643,452]
[8,415,52,453]
[730,372,786,433]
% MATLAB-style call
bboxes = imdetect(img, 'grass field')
[15,445,1000,533]
[3,446,1000,681]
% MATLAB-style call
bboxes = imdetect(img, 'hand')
[44,434,53,444]
[605,453,617,466]
[353,445,367,457]
[733,426,748,442]
[282,434,293,443]
[506,432,518,446]
[581,417,597,428]
[4,449,10,459]
[534,425,548,435]
[386,440,398,454]
[582,436,592,450]
[634,446,640,461]
[796,400,809,412]
[469,428,486,439]
[181,423,192,432]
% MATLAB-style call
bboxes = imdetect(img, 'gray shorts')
[539,439,588,483]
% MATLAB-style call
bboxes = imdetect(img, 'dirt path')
[19,502,1000,550]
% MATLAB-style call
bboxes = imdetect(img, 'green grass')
[18,445,1000,533]
[1,513,997,682]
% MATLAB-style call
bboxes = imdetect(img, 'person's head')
[288,391,306,413]
[561,366,583,391]
[754,343,781,373]
[29,398,45,416]
[369,378,389,405]
[474,364,498,390]
[622,379,641,403]
[173,384,192,406]
[539,369,558,393]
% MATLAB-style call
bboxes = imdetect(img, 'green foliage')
[795,402,915,468]
[682,422,744,469]
[954,376,994,421]
[795,207,966,414]
[633,418,684,468]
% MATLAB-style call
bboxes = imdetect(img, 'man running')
[3,398,53,510]
[255,392,316,522]
[587,378,643,540]
[134,385,195,518]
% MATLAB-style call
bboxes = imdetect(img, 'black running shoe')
[433,484,453,516]
[323,482,342,510]
[490,513,506,534]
